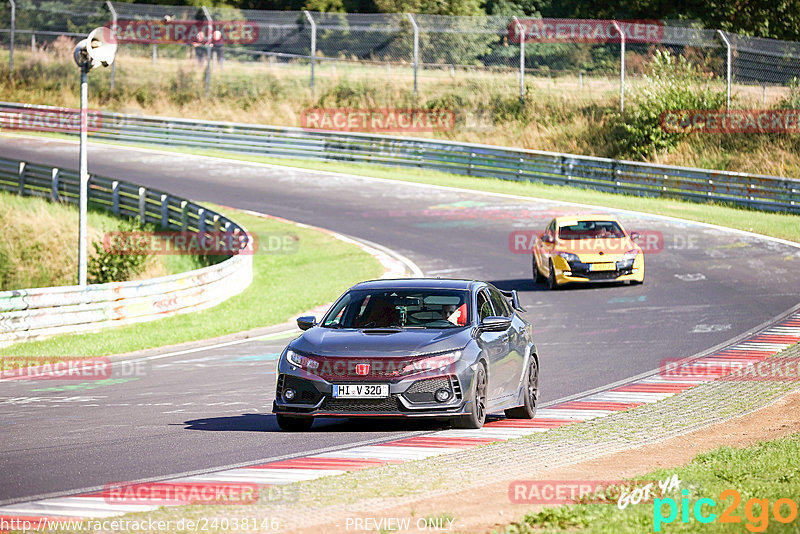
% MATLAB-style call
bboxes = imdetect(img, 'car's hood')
[290,327,470,357]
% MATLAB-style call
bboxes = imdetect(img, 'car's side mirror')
[297,316,316,331]
[542,234,554,244]
[630,231,641,240]
[479,316,512,332]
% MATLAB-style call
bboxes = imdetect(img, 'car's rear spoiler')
[500,289,525,313]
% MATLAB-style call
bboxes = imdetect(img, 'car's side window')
[476,290,495,321]
[489,288,512,317]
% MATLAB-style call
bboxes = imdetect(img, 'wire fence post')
[201,6,213,98]
[611,20,625,113]
[303,10,316,91]
[8,0,15,72]
[512,16,525,102]
[407,13,418,96]
[106,1,117,91]
[717,29,732,111]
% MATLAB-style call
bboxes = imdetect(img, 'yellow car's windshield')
[558,220,625,240]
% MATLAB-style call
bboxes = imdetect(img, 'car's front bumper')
[553,254,644,285]
[272,371,471,418]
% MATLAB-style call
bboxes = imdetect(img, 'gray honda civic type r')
[272,279,539,431]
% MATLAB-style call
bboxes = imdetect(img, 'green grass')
[503,432,800,533]
[0,205,384,357]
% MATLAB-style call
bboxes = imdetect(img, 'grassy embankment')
[0,199,384,357]
[0,190,202,290]
[1,44,799,177]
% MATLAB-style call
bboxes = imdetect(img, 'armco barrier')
[0,155,253,346]
[1,102,798,213]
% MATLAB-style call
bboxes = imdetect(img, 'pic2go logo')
[654,489,799,532]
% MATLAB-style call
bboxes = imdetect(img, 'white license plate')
[332,384,389,398]
[590,262,616,272]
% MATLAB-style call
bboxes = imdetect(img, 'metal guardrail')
[0,154,253,345]
[1,101,799,214]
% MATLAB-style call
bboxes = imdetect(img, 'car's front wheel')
[275,414,314,431]
[453,363,487,429]
[532,253,544,283]
[505,356,538,419]
[547,260,559,290]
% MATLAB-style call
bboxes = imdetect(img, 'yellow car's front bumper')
[551,254,645,286]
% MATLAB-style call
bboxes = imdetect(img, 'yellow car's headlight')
[558,252,580,264]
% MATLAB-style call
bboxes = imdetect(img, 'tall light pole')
[73,27,117,286]
[9,0,15,72]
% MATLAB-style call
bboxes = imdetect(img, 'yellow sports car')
[532,215,645,289]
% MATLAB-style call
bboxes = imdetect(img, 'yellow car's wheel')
[547,261,559,290]
[532,254,544,283]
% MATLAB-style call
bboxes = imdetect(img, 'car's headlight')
[557,252,580,264]
[400,350,462,375]
[619,249,640,267]
[623,249,639,260]
[285,349,319,370]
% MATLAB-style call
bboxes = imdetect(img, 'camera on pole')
[73,26,117,70]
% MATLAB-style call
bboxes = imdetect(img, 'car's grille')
[407,377,450,394]
[404,377,451,404]
[309,355,433,380]
[582,270,622,280]
[277,374,322,405]
[323,396,401,413]
[569,265,632,280]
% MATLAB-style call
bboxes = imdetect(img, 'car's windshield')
[558,220,625,240]
[321,289,470,329]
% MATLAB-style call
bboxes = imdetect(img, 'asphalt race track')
[2,136,800,503]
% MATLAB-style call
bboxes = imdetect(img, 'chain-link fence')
[1,1,800,108]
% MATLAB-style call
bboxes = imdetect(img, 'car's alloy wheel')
[532,254,544,283]
[275,414,314,431]
[504,356,538,419]
[454,364,487,429]
[547,261,558,290]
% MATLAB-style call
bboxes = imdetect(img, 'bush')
[610,50,727,159]
[88,220,150,284]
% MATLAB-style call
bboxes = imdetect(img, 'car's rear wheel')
[532,254,544,283]
[504,356,539,419]
[275,414,314,431]
[547,261,559,290]
[453,364,487,429]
